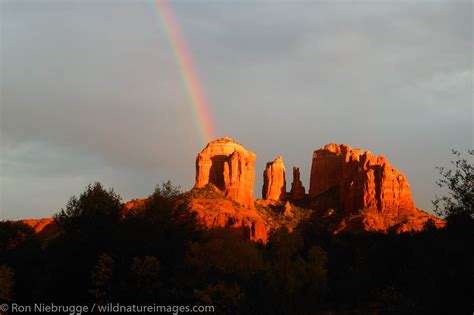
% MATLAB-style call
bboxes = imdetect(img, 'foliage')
[433,150,474,220]
[90,253,115,304]
[187,184,226,200]
[0,176,472,313]
[0,265,14,302]
[261,230,328,313]
[0,221,35,254]
[194,282,245,315]
[187,229,264,280]
[255,201,312,231]
[127,256,162,302]
[55,182,122,232]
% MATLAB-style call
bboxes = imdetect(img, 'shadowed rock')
[262,156,286,201]
[290,167,305,200]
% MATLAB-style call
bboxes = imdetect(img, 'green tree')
[433,150,473,220]
[90,253,115,304]
[42,182,122,303]
[186,229,264,281]
[0,221,35,254]
[127,256,161,302]
[55,182,122,232]
[262,230,328,313]
[375,285,415,315]
[194,282,245,315]
[141,181,183,223]
[126,181,200,264]
[0,265,14,302]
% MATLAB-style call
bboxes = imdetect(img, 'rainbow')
[150,0,216,144]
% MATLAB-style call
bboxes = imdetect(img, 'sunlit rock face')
[21,218,54,233]
[262,156,287,201]
[309,143,444,231]
[195,137,256,208]
[192,138,267,242]
[18,139,445,243]
[309,143,415,215]
[124,189,269,243]
[188,188,269,243]
[20,218,58,238]
[289,167,305,200]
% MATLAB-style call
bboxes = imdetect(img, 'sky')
[1,0,472,220]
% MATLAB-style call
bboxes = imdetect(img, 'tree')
[42,182,122,303]
[261,230,328,314]
[186,229,264,281]
[141,181,183,224]
[0,265,14,302]
[0,221,35,254]
[432,150,473,220]
[194,282,246,315]
[55,182,122,232]
[127,256,162,302]
[90,253,115,304]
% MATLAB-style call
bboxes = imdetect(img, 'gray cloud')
[1,0,472,219]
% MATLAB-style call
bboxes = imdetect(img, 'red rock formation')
[20,218,58,238]
[309,143,443,231]
[123,186,269,243]
[290,167,305,200]
[16,140,444,242]
[124,199,146,211]
[262,156,286,200]
[122,198,147,218]
[192,138,267,241]
[20,218,54,233]
[283,201,293,217]
[195,137,256,208]
[333,208,445,234]
[188,192,268,243]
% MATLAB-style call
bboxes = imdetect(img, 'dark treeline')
[0,152,472,314]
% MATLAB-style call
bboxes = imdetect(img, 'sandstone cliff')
[195,137,256,208]
[187,185,268,242]
[17,139,445,242]
[20,218,58,238]
[289,167,305,200]
[262,156,287,200]
[308,143,444,232]
[191,137,268,241]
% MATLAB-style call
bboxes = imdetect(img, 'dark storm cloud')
[1,0,472,219]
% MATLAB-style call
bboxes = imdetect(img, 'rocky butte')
[190,137,268,242]
[17,138,444,242]
[289,167,305,200]
[20,218,58,238]
[262,156,287,201]
[194,137,256,208]
[308,143,444,232]
[189,138,444,240]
